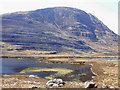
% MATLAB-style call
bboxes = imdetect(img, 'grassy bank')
[1,54,118,58]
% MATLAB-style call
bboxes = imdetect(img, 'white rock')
[11,83,17,86]
[84,81,95,88]
[29,75,35,78]
[52,83,59,87]
[103,72,107,75]
[3,84,8,86]
[102,84,109,88]
[46,78,64,88]
[29,85,38,88]
[3,74,10,77]
[109,86,115,88]
[24,81,32,84]
[57,79,63,83]
[46,83,54,86]
[33,81,38,83]
[46,80,53,85]
[53,79,57,82]
[47,80,53,83]
[70,82,73,85]
[58,84,63,86]
[92,76,96,78]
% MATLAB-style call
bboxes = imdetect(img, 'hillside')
[1,7,118,55]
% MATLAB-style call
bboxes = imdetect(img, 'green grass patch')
[20,67,73,79]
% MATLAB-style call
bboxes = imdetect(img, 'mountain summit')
[2,7,118,55]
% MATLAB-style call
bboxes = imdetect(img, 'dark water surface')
[2,58,94,81]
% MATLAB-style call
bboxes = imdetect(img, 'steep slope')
[2,7,118,55]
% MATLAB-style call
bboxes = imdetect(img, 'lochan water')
[2,57,94,81]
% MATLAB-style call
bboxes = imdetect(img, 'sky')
[0,0,119,34]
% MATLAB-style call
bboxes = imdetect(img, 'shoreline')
[0,54,118,58]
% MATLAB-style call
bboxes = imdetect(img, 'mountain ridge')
[1,7,118,55]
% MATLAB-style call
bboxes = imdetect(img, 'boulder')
[29,75,36,78]
[52,83,59,87]
[3,74,10,77]
[46,79,65,88]
[24,81,33,84]
[46,83,54,87]
[10,83,17,86]
[84,81,96,88]
[109,86,115,88]
[109,86,116,90]
[92,76,96,79]
[58,83,64,87]
[55,79,63,84]
[29,85,38,89]
[102,84,109,88]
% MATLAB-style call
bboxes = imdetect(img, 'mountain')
[1,7,118,55]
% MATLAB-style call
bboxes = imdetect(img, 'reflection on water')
[2,58,94,81]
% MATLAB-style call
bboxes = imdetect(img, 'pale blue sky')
[0,0,118,34]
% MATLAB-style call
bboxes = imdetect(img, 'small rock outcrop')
[102,84,116,89]
[29,85,38,89]
[46,79,65,88]
[29,75,36,78]
[84,81,97,88]
[109,86,115,89]
[102,84,109,88]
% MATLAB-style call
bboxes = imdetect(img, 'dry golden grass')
[1,54,118,58]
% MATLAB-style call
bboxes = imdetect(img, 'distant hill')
[1,7,118,55]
